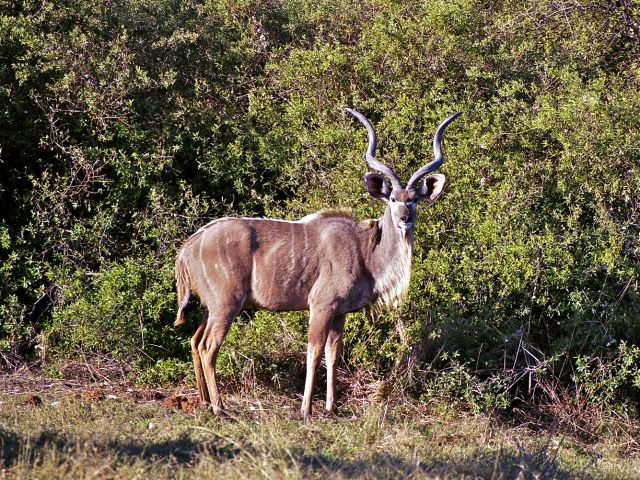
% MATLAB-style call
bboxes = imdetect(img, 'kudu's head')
[347,109,461,239]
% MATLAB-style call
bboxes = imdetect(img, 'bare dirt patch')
[0,361,198,411]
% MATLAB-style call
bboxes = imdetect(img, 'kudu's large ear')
[364,172,391,200]
[416,174,445,202]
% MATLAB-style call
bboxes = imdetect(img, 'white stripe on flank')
[290,224,296,272]
[283,224,297,290]
[199,228,218,297]
[251,244,258,289]
[215,232,229,280]
[299,223,309,287]
[270,246,278,295]
[225,234,234,274]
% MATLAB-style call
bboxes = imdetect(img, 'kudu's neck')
[378,206,414,251]
[364,207,414,309]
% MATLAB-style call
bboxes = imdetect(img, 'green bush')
[45,254,179,362]
[573,342,640,416]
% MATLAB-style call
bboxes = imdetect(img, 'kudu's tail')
[174,254,191,326]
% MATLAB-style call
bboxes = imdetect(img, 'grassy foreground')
[0,371,638,479]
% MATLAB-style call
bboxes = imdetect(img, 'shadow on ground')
[1,424,593,479]
[0,427,237,467]
[295,447,584,479]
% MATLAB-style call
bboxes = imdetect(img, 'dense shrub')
[1,0,639,413]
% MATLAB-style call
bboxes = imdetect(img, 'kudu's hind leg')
[301,306,332,423]
[324,314,346,414]
[191,308,210,404]
[199,306,237,415]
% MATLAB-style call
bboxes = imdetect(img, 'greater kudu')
[175,109,461,422]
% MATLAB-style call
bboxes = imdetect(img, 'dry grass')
[1,368,639,479]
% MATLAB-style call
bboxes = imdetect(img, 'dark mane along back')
[316,208,356,220]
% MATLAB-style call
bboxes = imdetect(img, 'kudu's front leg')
[324,314,346,414]
[301,306,332,423]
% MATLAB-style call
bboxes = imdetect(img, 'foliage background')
[1,0,639,416]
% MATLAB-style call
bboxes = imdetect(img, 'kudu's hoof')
[208,403,227,417]
[324,407,340,418]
